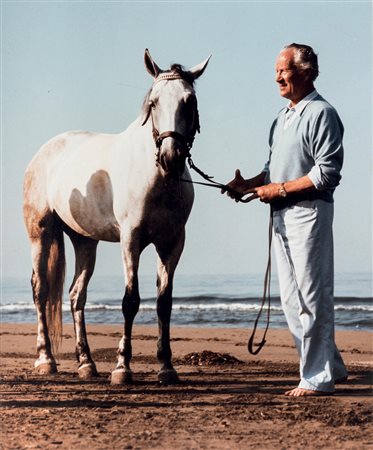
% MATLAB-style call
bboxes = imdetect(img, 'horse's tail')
[46,222,66,355]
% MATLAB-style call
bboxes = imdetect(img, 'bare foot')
[284,387,333,397]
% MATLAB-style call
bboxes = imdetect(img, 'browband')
[154,72,185,83]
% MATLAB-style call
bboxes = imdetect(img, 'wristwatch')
[279,183,287,198]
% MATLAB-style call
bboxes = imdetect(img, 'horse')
[23,49,210,385]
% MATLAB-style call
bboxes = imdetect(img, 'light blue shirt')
[283,90,319,130]
[264,91,344,202]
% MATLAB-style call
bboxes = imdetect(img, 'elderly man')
[225,43,348,396]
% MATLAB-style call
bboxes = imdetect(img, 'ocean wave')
[0,302,281,313]
[334,305,373,312]
[1,303,36,312]
[2,301,372,313]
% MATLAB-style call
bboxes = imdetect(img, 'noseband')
[143,72,200,165]
[152,129,196,154]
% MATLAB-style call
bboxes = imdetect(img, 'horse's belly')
[57,207,121,242]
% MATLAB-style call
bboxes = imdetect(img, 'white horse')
[23,49,210,385]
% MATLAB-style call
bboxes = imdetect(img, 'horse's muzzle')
[159,144,187,177]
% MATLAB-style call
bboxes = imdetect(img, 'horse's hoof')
[111,368,133,385]
[158,368,180,385]
[34,362,58,375]
[78,363,99,380]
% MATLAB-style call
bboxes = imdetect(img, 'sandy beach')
[1,323,372,449]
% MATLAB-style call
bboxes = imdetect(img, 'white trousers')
[272,200,348,392]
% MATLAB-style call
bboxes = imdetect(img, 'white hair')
[284,43,319,81]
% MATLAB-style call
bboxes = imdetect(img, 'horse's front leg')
[155,231,185,385]
[111,239,141,385]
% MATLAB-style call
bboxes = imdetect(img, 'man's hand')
[222,177,282,203]
[222,169,271,203]
[221,169,246,195]
[221,169,252,201]
[255,183,282,203]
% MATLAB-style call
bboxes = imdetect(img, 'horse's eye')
[149,100,156,109]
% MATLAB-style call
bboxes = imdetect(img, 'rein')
[183,156,258,203]
[247,209,273,355]
[145,70,254,202]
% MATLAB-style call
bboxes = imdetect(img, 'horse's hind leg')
[155,231,185,385]
[28,214,65,375]
[30,238,57,374]
[68,232,99,379]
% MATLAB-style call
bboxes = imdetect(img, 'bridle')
[142,71,259,203]
[142,72,200,166]
[152,129,196,165]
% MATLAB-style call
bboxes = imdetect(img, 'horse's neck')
[119,117,191,182]
[114,118,159,177]
[120,117,153,145]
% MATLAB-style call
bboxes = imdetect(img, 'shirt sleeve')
[307,107,344,191]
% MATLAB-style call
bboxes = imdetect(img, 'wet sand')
[1,323,372,449]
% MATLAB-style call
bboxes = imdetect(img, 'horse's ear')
[144,48,161,78]
[188,55,211,81]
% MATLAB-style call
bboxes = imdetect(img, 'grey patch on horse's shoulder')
[69,170,120,241]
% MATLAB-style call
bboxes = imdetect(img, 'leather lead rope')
[247,208,273,355]
[182,156,259,203]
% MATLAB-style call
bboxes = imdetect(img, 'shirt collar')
[286,89,318,115]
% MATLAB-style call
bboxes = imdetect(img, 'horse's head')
[142,49,210,177]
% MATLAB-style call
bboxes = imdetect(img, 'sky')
[1,1,372,283]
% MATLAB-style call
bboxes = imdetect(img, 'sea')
[1,273,372,331]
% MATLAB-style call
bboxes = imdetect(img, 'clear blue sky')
[2,1,372,281]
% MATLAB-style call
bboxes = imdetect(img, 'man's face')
[275,48,311,105]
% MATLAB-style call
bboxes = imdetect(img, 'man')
[224,43,348,396]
